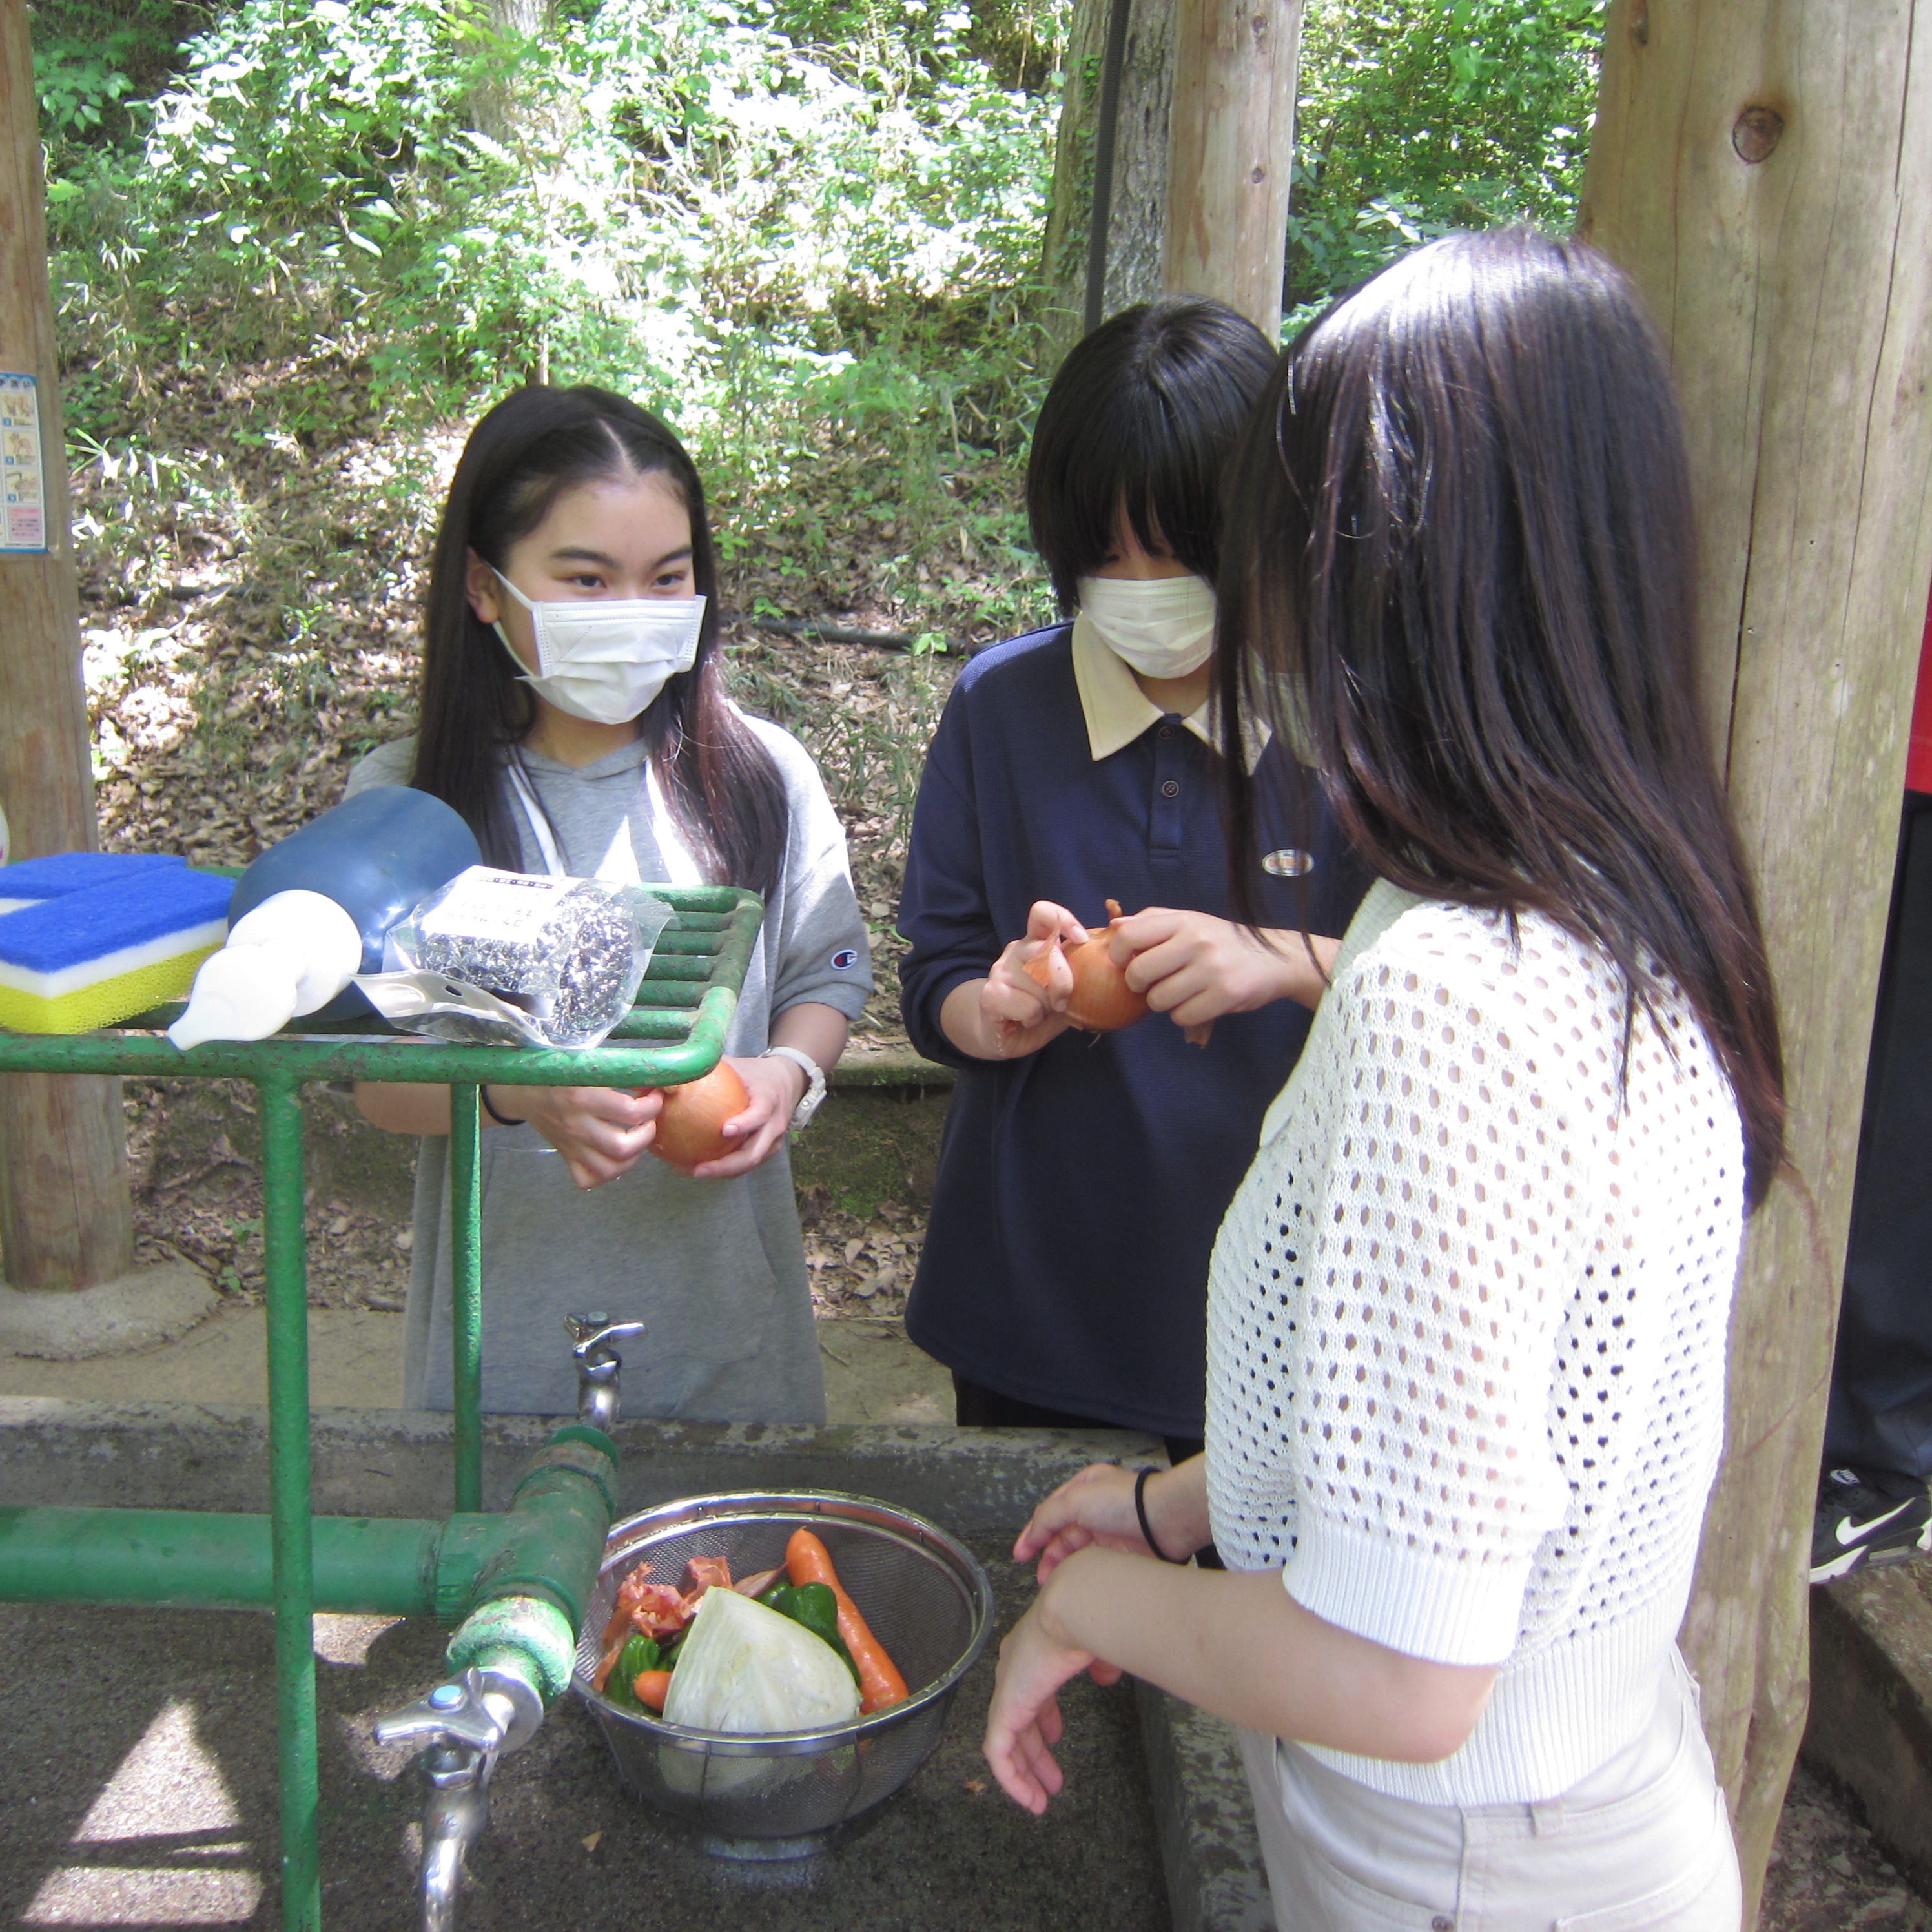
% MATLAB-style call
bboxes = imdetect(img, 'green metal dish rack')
[0,883,763,1931]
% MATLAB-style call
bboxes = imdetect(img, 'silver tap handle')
[566,1313,644,1365]
[375,1683,504,1756]
[375,1667,540,1758]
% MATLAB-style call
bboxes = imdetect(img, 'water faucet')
[564,1312,644,1433]
[375,1665,542,1932]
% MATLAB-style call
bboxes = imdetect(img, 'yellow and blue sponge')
[0,860,234,1034]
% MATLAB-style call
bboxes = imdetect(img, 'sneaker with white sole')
[1810,1466,1932,1583]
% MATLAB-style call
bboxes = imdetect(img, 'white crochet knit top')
[1206,879,1745,1805]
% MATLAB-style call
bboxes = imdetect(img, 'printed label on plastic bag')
[416,868,582,945]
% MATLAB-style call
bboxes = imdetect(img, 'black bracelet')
[1135,1466,1191,1565]
[479,1085,526,1127]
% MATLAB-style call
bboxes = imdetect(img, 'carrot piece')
[785,1526,909,1713]
[633,1670,673,1711]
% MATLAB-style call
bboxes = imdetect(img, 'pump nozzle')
[168,890,362,1049]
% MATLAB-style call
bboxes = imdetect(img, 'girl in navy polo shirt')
[898,300,1369,1498]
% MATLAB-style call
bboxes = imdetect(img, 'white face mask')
[491,571,705,724]
[1077,573,1217,679]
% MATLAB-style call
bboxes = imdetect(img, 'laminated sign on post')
[1,373,46,553]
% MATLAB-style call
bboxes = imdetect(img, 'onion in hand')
[1023,898,1150,1032]
[647,1061,751,1169]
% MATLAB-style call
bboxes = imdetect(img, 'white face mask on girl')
[491,571,705,724]
[1076,573,1217,679]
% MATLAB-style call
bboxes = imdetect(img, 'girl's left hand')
[983,1580,1122,1814]
[685,1054,801,1179]
[1107,909,1338,1024]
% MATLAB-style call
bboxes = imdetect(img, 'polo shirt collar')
[1070,611,1273,770]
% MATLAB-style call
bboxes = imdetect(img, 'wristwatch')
[761,1045,827,1129]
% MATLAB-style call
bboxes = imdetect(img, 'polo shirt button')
[1431,1920,1454,1931]
[1158,723,1173,739]
[1161,779,1180,798]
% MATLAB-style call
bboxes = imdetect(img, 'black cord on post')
[1084,0,1135,336]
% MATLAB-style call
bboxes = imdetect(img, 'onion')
[1023,898,1150,1032]
[648,1060,751,1169]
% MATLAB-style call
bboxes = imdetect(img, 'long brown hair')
[1220,228,1785,1205]
[412,384,787,896]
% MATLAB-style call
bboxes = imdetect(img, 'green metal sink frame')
[0,883,763,1931]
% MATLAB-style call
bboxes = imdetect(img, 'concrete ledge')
[0,1261,218,1361]
[830,1044,956,1088]
[1136,1681,1273,1932]
[0,1398,1156,1529]
[1804,1563,1932,1896]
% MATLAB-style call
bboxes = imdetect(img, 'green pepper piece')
[773,1580,860,1685]
[604,1630,659,1711]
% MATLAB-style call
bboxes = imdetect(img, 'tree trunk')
[0,0,134,1291]
[466,0,553,150]
[1579,3,1932,1919]
[1039,0,1176,346]
[1162,0,1302,339]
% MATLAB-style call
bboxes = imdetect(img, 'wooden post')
[0,0,135,1291]
[1162,0,1302,338]
[1579,3,1932,1917]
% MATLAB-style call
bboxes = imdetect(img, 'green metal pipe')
[0,1508,442,1613]
[0,1432,619,1634]
[260,1074,320,1932]
[0,978,742,1084]
[449,1082,483,1515]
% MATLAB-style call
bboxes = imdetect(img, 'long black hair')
[411,384,788,897]
[1027,297,1277,609]
[1219,228,1786,1205]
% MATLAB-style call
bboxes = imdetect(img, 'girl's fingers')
[1033,1695,1064,1748]
[1025,900,1088,947]
[986,1714,1062,1814]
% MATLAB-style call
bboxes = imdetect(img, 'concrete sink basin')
[0,1402,1269,1932]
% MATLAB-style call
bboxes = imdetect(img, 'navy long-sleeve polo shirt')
[898,624,1370,1436]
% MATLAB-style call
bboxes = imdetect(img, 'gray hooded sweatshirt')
[345,719,871,1421]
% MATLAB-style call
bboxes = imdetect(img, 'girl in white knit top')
[981,229,1785,1931]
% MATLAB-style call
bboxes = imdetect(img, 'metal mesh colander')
[572,1492,995,1856]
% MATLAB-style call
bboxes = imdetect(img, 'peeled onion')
[648,1061,751,1169]
[1023,898,1150,1032]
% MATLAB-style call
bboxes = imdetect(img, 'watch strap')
[761,1045,827,1129]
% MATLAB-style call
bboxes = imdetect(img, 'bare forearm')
[939,978,1003,1060]
[1253,930,1341,1012]
[767,1001,848,1076]
[355,1082,453,1134]
[1038,1550,1495,1762]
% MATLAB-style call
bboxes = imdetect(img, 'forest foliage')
[25,0,1605,997]
[34,0,1604,469]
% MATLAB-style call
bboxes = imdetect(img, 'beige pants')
[1237,1653,1742,1931]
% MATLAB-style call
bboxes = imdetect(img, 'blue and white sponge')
[0,850,187,916]
[0,862,234,1034]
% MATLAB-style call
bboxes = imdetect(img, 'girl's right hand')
[978,900,1091,1058]
[1014,1459,1208,1581]
[489,1084,664,1191]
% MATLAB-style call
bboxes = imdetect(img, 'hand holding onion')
[1106,909,1343,1039]
[1022,899,1151,1032]
[971,901,1089,1058]
[648,1061,753,1170]
[643,1056,799,1178]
